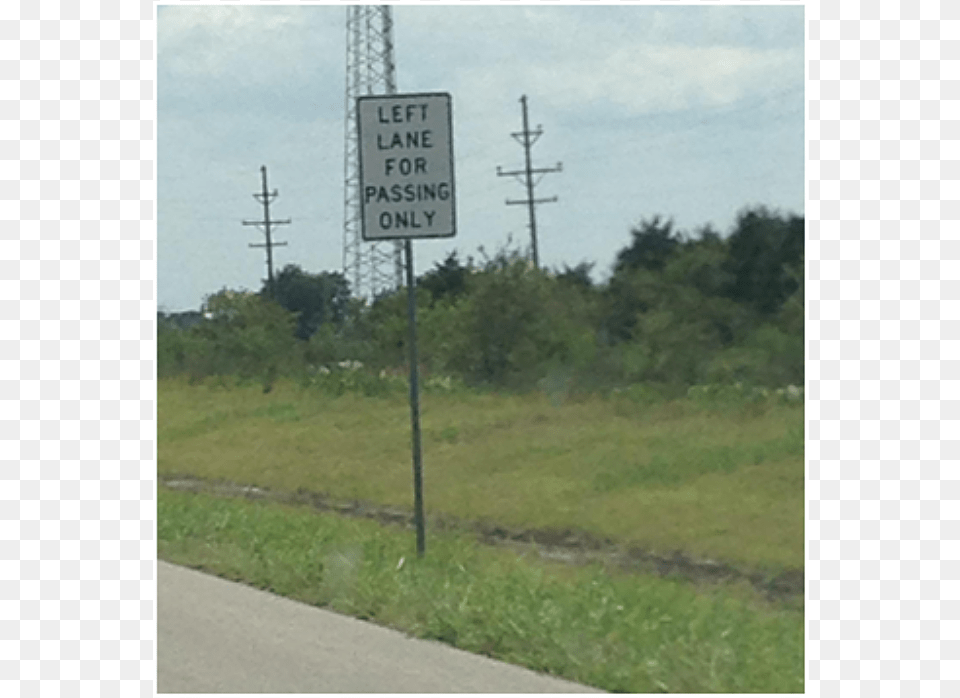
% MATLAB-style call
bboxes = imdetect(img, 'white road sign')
[357,92,456,240]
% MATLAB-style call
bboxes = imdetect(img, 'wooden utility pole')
[496,95,561,269]
[243,165,289,298]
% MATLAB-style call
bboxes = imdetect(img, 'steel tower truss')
[343,5,404,300]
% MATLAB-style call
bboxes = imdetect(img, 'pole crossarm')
[243,219,291,228]
[511,129,542,146]
[497,165,562,176]
[506,196,558,206]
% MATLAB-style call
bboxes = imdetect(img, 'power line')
[496,95,562,270]
[242,165,289,298]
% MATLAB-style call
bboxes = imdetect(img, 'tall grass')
[158,376,803,571]
[159,487,803,693]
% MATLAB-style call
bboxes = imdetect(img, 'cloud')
[531,43,801,115]
[158,5,343,123]
[159,6,319,80]
[396,5,801,123]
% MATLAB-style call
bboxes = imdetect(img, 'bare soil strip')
[159,474,803,603]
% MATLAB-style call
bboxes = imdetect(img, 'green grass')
[158,487,803,693]
[158,376,803,572]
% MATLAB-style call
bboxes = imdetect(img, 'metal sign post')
[404,238,425,556]
[357,92,455,557]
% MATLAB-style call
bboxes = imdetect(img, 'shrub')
[704,324,802,388]
[444,254,600,390]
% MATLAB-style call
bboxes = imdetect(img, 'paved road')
[158,560,601,693]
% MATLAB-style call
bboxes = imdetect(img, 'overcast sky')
[158,3,804,312]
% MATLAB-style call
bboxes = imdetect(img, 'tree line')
[158,205,803,394]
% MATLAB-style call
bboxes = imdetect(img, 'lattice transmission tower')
[343,5,404,300]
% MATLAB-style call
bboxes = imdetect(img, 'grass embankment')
[158,377,803,572]
[159,486,803,693]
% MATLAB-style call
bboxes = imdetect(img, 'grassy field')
[158,376,803,572]
[159,486,803,693]
[157,375,804,692]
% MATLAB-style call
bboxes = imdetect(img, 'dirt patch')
[159,474,803,603]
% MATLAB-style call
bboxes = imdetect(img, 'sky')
[158,3,804,312]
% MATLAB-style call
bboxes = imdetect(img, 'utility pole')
[243,165,289,298]
[496,95,562,269]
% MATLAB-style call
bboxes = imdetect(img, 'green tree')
[364,286,424,369]
[603,216,684,343]
[600,262,748,385]
[555,261,595,290]
[661,240,748,346]
[447,249,598,388]
[613,215,681,275]
[417,250,472,306]
[705,322,803,387]
[157,315,189,378]
[193,289,299,389]
[724,206,804,315]
[668,226,732,297]
[777,258,804,339]
[601,266,663,344]
[270,265,351,340]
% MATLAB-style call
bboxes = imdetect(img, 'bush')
[705,324,802,388]
[158,290,303,390]
[159,208,803,396]
[445,254,600,390]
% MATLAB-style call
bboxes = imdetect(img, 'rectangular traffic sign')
[357,92,456,240]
